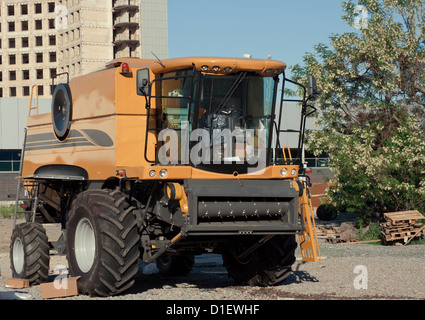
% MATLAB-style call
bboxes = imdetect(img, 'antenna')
[151,51,165,68]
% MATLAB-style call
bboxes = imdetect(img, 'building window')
[22,54,29,64]
[38,85,44,96]
[50,68,57,78]
[21,4,28,15]
[49,19,55,29]
[8,5,15,16]
[0,88,3,98]
[36,69,43,79]
[9,71,16,81]
[8,21,15,32]
[35,20,42,30]
[0,71,2,81]
[35,36,43,46]
[23,86,30,96]
[21,21,28,31]
[9,54,16,65]
[49,52,56,62]
[48,2,55,13]
[36,53,43,63]
[0,150,21,172]
[10,87,17,97]
[8,38,15,49]
[49,35,56,46]
[22,70,30,80]
[35,3,42,14]
[22,37,29,48]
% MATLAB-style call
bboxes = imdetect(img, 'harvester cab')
[10,57,320,297]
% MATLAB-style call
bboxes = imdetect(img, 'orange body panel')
[22,116,117,180]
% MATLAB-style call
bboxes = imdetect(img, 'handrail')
[282,146,293,164]
[28,85,39,116]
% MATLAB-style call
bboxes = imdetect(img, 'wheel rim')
[74,218,96,273]
[13,238,25,274]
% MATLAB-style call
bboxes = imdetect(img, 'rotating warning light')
[120,62,131,73]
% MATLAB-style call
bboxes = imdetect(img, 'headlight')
[149,170,156,177]
[291,169,297,175]
[280,168,287,176]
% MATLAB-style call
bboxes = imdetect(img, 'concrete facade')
[0,0,169,96]
[57,0,114,77]
[0,0,59,98]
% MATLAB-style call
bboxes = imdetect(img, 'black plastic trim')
[33,164,88,180]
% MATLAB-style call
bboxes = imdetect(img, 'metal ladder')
[13,86,42,229]
[13,129,41,229]
[297,180,321,262]
[28,84,39,116]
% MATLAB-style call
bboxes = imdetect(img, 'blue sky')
[168,1,354,76]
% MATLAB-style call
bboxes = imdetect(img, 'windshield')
[195,73,275,171]
[155,70,277,173]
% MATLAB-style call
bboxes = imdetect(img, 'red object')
[121,62,130,73]
[116,169,126,176]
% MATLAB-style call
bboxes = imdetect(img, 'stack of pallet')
[380,210,425,245]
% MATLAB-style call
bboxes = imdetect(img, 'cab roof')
[106,56,287,76]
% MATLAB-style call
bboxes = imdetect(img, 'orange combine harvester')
[10,56,320,296]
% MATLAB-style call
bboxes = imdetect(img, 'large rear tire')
[10,222,50,284]
[66,189,140,296]
[222,235,297,286]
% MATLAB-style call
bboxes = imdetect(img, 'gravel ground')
[1,218,424,301]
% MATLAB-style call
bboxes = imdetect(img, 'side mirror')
[307,74,320,101]
[137,68,150,96]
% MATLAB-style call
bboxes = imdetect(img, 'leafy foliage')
[291,0,425,220]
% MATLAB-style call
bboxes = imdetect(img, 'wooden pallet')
[383,210,424,225]
[380,229,421,242]
[381,225,414,235]
[316,225,341,243]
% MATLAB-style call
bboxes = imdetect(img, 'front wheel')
[66,189,140,296]
[10,222,50,284]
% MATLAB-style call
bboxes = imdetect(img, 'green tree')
[291,0,425,220]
